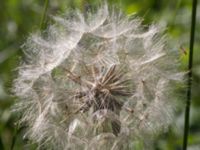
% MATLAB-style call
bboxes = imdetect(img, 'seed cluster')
[65,64,132,135]
[13,3,183,150]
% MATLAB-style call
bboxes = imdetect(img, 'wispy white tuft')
[13,3,184,150]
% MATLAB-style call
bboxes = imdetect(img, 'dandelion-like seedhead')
[13,3,184,150]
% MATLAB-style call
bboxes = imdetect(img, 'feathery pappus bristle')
[13,2,184,150]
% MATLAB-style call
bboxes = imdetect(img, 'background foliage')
[0,0,199,149]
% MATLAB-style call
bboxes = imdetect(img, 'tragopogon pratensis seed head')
[13,3,184,150]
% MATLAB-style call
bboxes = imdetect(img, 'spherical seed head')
[13,3,184,150]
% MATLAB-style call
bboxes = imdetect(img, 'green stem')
[40,0,49,30]
[183,0,198,149]
[10,124,22,150]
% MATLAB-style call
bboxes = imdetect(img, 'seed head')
[13,3,184,150]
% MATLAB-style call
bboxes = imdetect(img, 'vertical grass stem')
[183,0,198,149]
[40,0,49,30]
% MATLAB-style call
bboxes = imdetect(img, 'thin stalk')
[40,0,49,30]
[183,0,198,149]
[10,124,23,150]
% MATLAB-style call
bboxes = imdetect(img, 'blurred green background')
[0,0,200,149]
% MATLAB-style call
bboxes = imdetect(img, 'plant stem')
[10,124,23,150]
[40,0,49,30]
[183,0,198,149]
